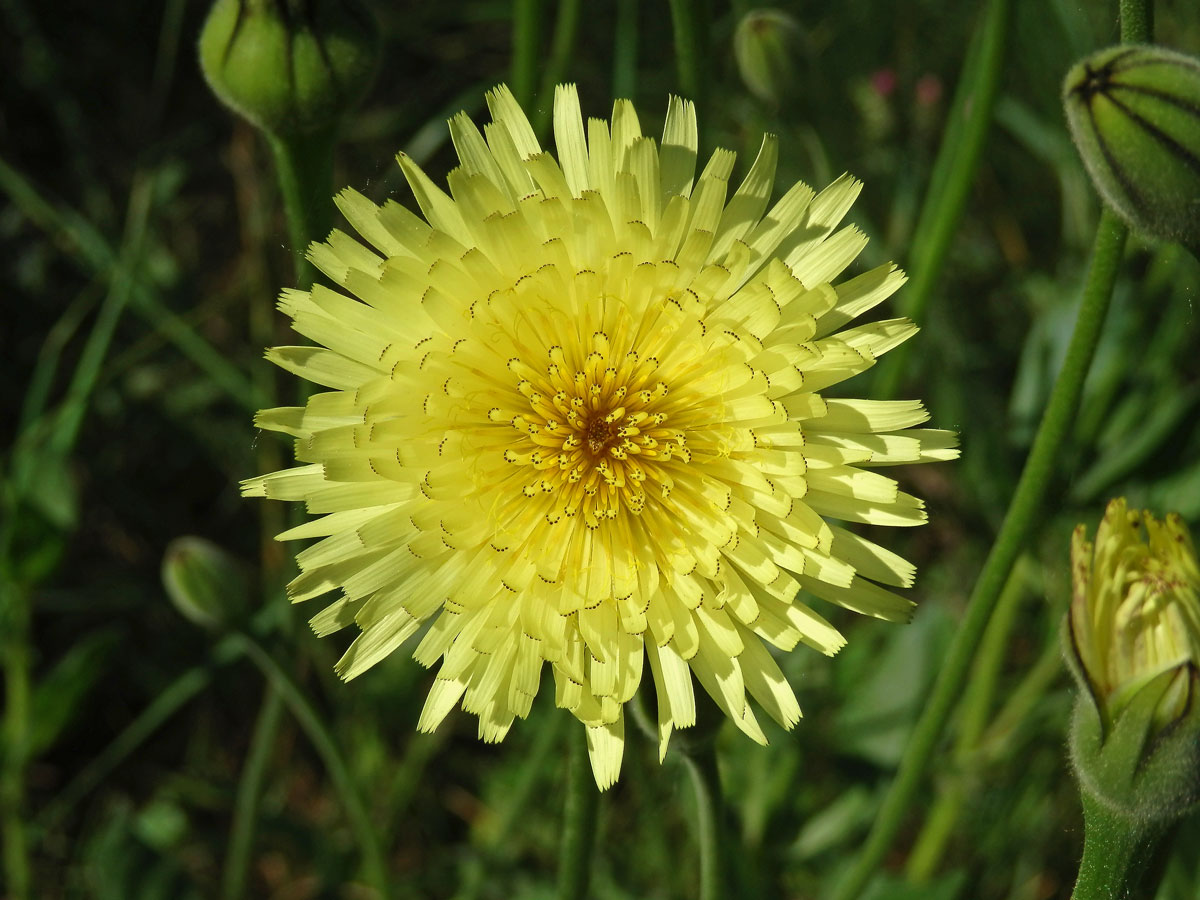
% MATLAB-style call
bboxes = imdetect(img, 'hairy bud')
[1064,45,1200,244]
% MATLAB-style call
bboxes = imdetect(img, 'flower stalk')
[683,742,727,900]
[556,726,601,900]
[1072,790,1165,900]
[266,128,337,288]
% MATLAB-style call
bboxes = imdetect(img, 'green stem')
[229,632,388,897]
[1072,791,1163,899]
[556,726,601,900]
[1071,8,1157,898]
[683,742,725,900]
[612,0,638,100]
[667,0,708,142]
[1118,0,1152,43]
[221,683,285,900]
[834,209,1129,900]
[265,128,336,290]
[2,581,31,900]
[511,0,541,109]
[874,0,1010,399]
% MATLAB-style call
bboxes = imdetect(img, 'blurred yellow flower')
[243,84,957,787]
[1069,498,1200,731]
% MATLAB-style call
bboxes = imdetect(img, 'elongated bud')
[1063,45,1200,244]
[199,0,380,137]
[733,9,803,106]
[1065,499,1200,822]
[162,536,248,631]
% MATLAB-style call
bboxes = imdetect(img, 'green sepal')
[1070,663,1200,826]
[1062,611,1108,734]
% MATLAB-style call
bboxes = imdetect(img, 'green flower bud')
[199,0,380,137]
[733,9,803,107]
[162,536,248,631]
[1065,498,1200,822]
[1063,45,1200,245]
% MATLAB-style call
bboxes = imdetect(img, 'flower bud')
[199,0,380,137]
[1065,499,1200,822]
[1063,45,1200,244]
[733,9,803,107]
[162,536,248,631]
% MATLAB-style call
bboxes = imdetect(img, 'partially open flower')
[1069,498,1200,731]
[1067,499,1200,821]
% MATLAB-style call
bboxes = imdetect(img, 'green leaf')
[834,605,955,767]
[19,447,79,532]
[791,786,875,860]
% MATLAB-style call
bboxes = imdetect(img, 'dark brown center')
[585,417,616,455]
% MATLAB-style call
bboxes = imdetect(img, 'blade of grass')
[667,0,709,143]
[2,172,153,900]
[221,684,285,900]
[1,578,32,900]
[0,156,265,411]
[873,0,1011,399]
[14,283,102,440]
[45,174,152,458]
[511,0,541,109]
[683,743,726,900]
[228,632,389,897]
[34,632,247,834]
[612,0,638,100]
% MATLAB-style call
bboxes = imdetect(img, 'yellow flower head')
[1069,498,1200,731]
[243,84,958,788]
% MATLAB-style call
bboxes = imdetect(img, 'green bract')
[199,0,379,137]
[1063,44,1200,244]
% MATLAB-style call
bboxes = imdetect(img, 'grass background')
[4,0,1200,897]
